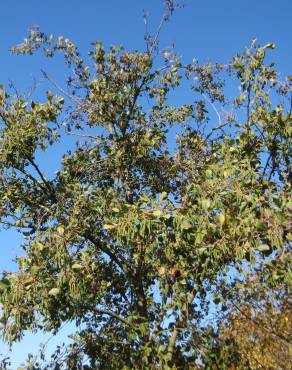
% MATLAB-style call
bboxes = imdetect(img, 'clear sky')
[0,0,291,367]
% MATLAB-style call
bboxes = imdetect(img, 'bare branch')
[41,69,81,105]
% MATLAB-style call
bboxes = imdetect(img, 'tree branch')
[14,165,48,194]
[82,306,132,327]
[233,303,292,346]
[84,232,127,275]
[26,156,56,200]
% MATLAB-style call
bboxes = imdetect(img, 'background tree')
[0,3,291,368]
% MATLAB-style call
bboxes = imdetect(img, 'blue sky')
[0,0,291,366]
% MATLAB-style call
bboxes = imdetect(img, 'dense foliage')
[0,6,291,369]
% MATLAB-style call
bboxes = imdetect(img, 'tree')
[203,253,291,369]
[0,5,291,368]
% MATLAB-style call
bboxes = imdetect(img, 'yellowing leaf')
[160,191,168,201]
[104,223,117,230]
[152,209,163,218]
[57,226,65,235]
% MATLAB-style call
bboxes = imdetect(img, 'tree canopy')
[0,4,291,369]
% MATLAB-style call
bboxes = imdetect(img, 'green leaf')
[205,169,212,178]
[215,213,225,226]
[201,199,211,210]
[257,244,270,252]
[48,288,60,297]
[181,219,192,230]
[256,220,267,231]
[72,263,83,270]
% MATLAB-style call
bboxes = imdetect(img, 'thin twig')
[202,93,222,126]
[41,69,80,105]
